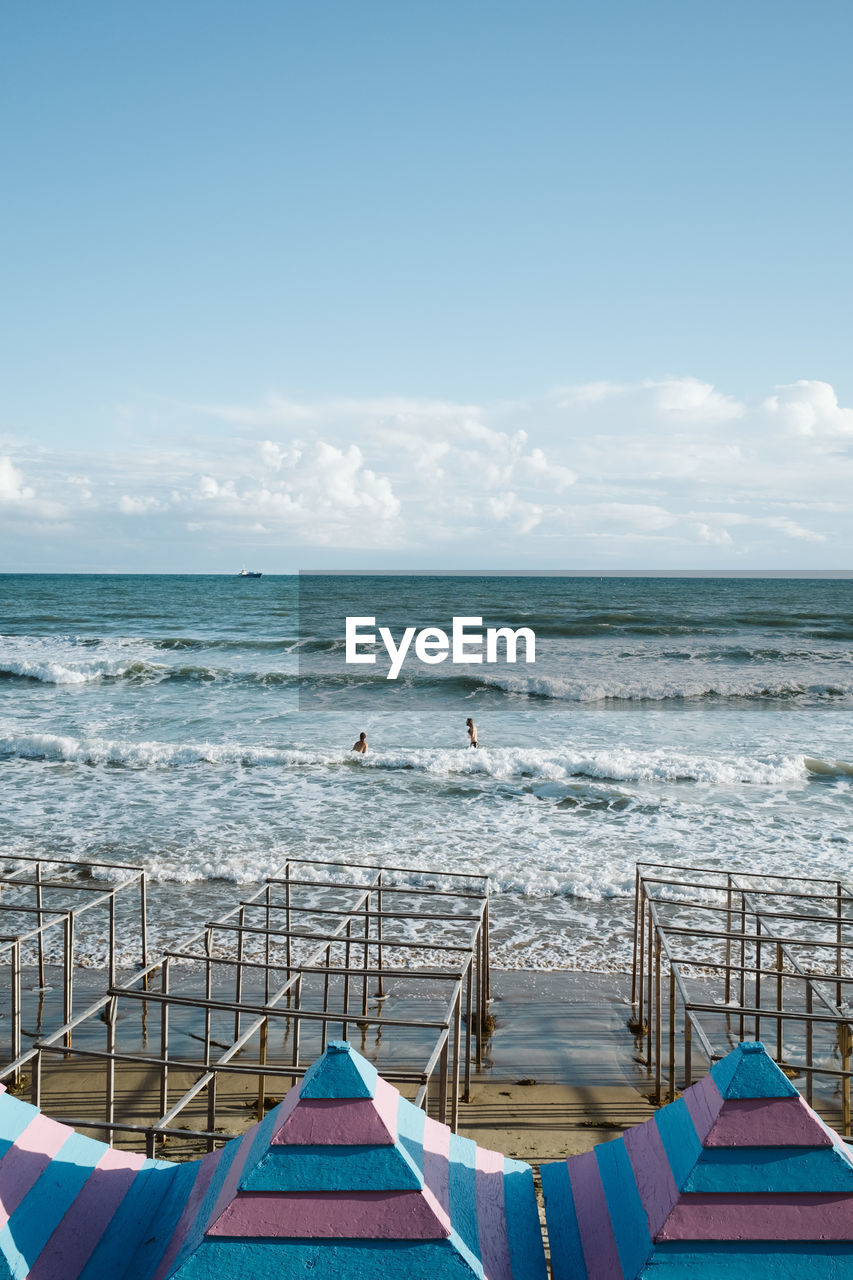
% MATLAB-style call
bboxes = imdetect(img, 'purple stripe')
[29,1148,145,1280]
[422,1116,450,1218]
[623,1117,679,1239]
[682,1074,722,1143]
[475,1146,512,1280]
[660,1192,853,1241]
[705,1097,833,1148]
[567,1149,623,1279]
[0,1114,74,1228]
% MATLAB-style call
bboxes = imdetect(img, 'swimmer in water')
[352,731,367,754]
[466,718,478,748]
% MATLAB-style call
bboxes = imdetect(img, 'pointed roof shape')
[168,1040,547,1280]
[542,1041,853,1280]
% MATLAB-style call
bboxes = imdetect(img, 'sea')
[1,573,851,972]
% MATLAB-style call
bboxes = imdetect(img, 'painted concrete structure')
[542,1040,853,1279]
[0,1041,545,1279]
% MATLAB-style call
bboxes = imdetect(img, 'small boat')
[237,568,263,578]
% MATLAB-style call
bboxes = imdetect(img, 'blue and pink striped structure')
[541,1040,853,1279]
[0,1040,546,1279]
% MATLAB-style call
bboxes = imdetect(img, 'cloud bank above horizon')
[3,375,852,571]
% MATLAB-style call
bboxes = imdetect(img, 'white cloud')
[764,380,853,437]
[0,456,35,503]
[4,374,852,566]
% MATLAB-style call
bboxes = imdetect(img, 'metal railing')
[631,860,853,1132]
[0,854,148,1078]
[2,856,490,1154]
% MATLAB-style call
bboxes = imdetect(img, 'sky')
[2,1,852,572]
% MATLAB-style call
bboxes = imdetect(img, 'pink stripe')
[273,1074,398,1147]
[660,1192,853,1241]
[0,1114,75,1229]
[29,1147,147,1280]
[567,1149,623,1279]
[422,1115,451,1218]
[682,1074,723,1143]
[204,1125,259,1232]
[705,1096,832,1148]
[208,1189,450,1239]
[624,1116,679,1238]
[476,1147,512,1280]
[152,1150,220,1280]
[267,1078,304,1141]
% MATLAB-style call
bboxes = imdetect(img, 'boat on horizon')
[237,568,263,577]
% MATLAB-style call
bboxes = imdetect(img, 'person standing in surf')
[352,731,367,754]
[466,717,478,748]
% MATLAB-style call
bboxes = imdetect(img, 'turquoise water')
[1,574,851,970]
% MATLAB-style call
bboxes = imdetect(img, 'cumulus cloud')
[4,374,852,566]
[0,456,35,503]
[764,380,853,437]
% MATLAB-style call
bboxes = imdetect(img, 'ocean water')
[1,573,851,971]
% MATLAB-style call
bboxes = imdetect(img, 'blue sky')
[2,1,852,570]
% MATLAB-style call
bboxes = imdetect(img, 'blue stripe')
[167,1237,482,1278]
[122,1159,200,1280]
[685,1145,853,1193]
[235,1100,288,1190]
[647,1241,853,1278]
[1,1130,109,1278]
[396,1095,426,1177]
[654,1097,702,1189]
[504,1157,547,1280]
[245,1143,423,1191]
[167,1137,243,1272]
[447,1132,480,1262]
[78,1158,177,1280]
[596,1139,651,1277]
[0,1094,39,1158]
[540,1161,587,1280]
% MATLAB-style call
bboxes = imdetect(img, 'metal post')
[464,959,473,1102]
[843,1022,851,1138]
[322,944,331,1054]
[159,958,170,1116]
[31,1048,42,1109]
[376,872,385,998]
[285,864,292,1008]
[36,860,45,990]
[668,968,676,1103]
[265,884,271,1005]
[838,882,844,1011]
[108,892,116,990]
[207,1072,217,1152]
[631,864,641,1015]
[255,1018,269,1121]
[755,917,762,1042]
[343,921,352,1041]
[646,901,653,1069]
[204,929,212,1063]
[805,984,814,1107]
[235,907,245,1041]
[684,1012,692,1088]
[291,976,302,1087]
[140,872,149,990]
[451,991,462,1133]
[362,897,369,1019]
[11,940,21,1081]
[439,1038,449,1126]
[636,880,646,1032]
[776,942,783,1063]
[654,933,662,1104]
[739,891,746,1041]
[64,911,75,1049]
[724,873,732,1006]
[106,996,117,1126]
